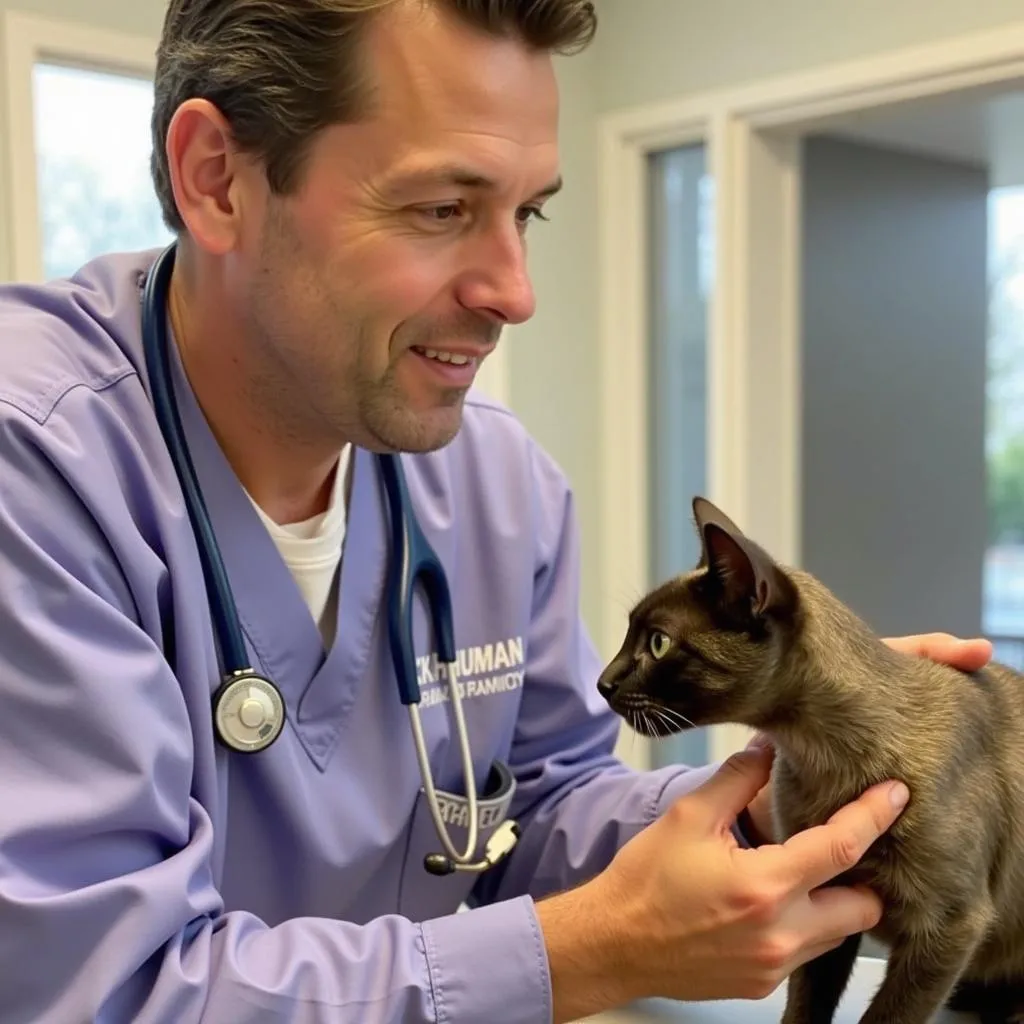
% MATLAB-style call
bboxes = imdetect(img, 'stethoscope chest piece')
[213,672,286,753]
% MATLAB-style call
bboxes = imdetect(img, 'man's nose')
[457,234,536,326]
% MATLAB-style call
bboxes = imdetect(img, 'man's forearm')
[535,878,633,1024]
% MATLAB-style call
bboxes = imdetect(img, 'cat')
[596,495,1024,1024]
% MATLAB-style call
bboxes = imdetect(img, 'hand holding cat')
[880,630,992,671]
[537,743,910,1021]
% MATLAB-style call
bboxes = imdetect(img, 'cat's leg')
[780,933,861,1024]
[856,907,992,1024]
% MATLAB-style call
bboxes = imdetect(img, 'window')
[32,63,173,281]
[646,142,712,767]
[984,185,1024,666]
[3,12,168,283]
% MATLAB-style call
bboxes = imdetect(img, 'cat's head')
[597,496,804,737]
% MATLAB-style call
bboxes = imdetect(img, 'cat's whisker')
[626,709,639,754]
[652,704,697,732]
[640,704,663,733]
[649,705,685,738]
[626,704,643,737]
[638,708,655,741]
[625,707,642,742]
[637,707,653,738]
[646,705,676,737]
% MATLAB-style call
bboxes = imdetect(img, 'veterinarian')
[0,1,992,1021]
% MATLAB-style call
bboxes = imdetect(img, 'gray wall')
[799,135,989,637]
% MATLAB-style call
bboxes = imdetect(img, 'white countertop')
[581,957,978,1023]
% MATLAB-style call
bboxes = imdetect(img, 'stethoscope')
[140,242,519,877]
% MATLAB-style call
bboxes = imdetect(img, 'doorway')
[793,88,1024,666]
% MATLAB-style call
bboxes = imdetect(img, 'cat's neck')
[758,585,930,782]
[760,675,902,784]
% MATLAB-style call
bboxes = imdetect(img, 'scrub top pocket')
[396,760,516,922]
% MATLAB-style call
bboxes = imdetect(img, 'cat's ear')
[692,497,746,567]
[692,496,795,619]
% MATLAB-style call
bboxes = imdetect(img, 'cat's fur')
[597,496,1024,1024]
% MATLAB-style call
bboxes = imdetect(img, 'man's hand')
[881,631,992,671]
[740,631,993,846]
[536,746,910,1022]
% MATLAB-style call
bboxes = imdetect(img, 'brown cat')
[597,496,1024,1024]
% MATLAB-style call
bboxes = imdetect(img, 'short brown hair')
[150,0,597,232]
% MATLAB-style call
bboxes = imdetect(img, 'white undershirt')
[245,444,353,650]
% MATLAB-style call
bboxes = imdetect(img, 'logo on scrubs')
[434,792,511,829]
[416,635,525,709]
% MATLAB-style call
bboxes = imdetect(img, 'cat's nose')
[597,677,618,700]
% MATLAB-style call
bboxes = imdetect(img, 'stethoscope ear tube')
[142,244,252,677]
[142,244,285,753]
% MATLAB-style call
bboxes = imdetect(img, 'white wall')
[505,47,603,637]
[595,0,1024,112]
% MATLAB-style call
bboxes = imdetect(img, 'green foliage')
[990,437,1024,542]
[988,193,1024,545]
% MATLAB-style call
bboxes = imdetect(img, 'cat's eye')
[648,630,672,660]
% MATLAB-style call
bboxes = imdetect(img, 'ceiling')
[807,87,1024,188]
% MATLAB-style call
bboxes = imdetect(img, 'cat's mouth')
[609,693,695,738]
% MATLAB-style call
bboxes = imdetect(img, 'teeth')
[419,348,471,366]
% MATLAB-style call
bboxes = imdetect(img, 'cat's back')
[884,656,1024,852]
[773,650,1024,950]
[859,658,1024,956]
[968,658,1024,706]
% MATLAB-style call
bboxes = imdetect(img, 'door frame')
[599,21,1024,767]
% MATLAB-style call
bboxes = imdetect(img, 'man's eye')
[422,204,461,221]
[517,205,550,225]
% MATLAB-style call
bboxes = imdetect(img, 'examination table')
[582,956,977,1023]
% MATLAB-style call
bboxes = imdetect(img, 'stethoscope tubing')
[140,242,502,874]
[141,244,251,675]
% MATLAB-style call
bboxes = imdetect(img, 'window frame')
[2,11,159,283]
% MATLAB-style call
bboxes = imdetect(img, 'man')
[0,1,990,1021]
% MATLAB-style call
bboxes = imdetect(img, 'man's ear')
[164,98,250,256]
[692,496,796,619]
